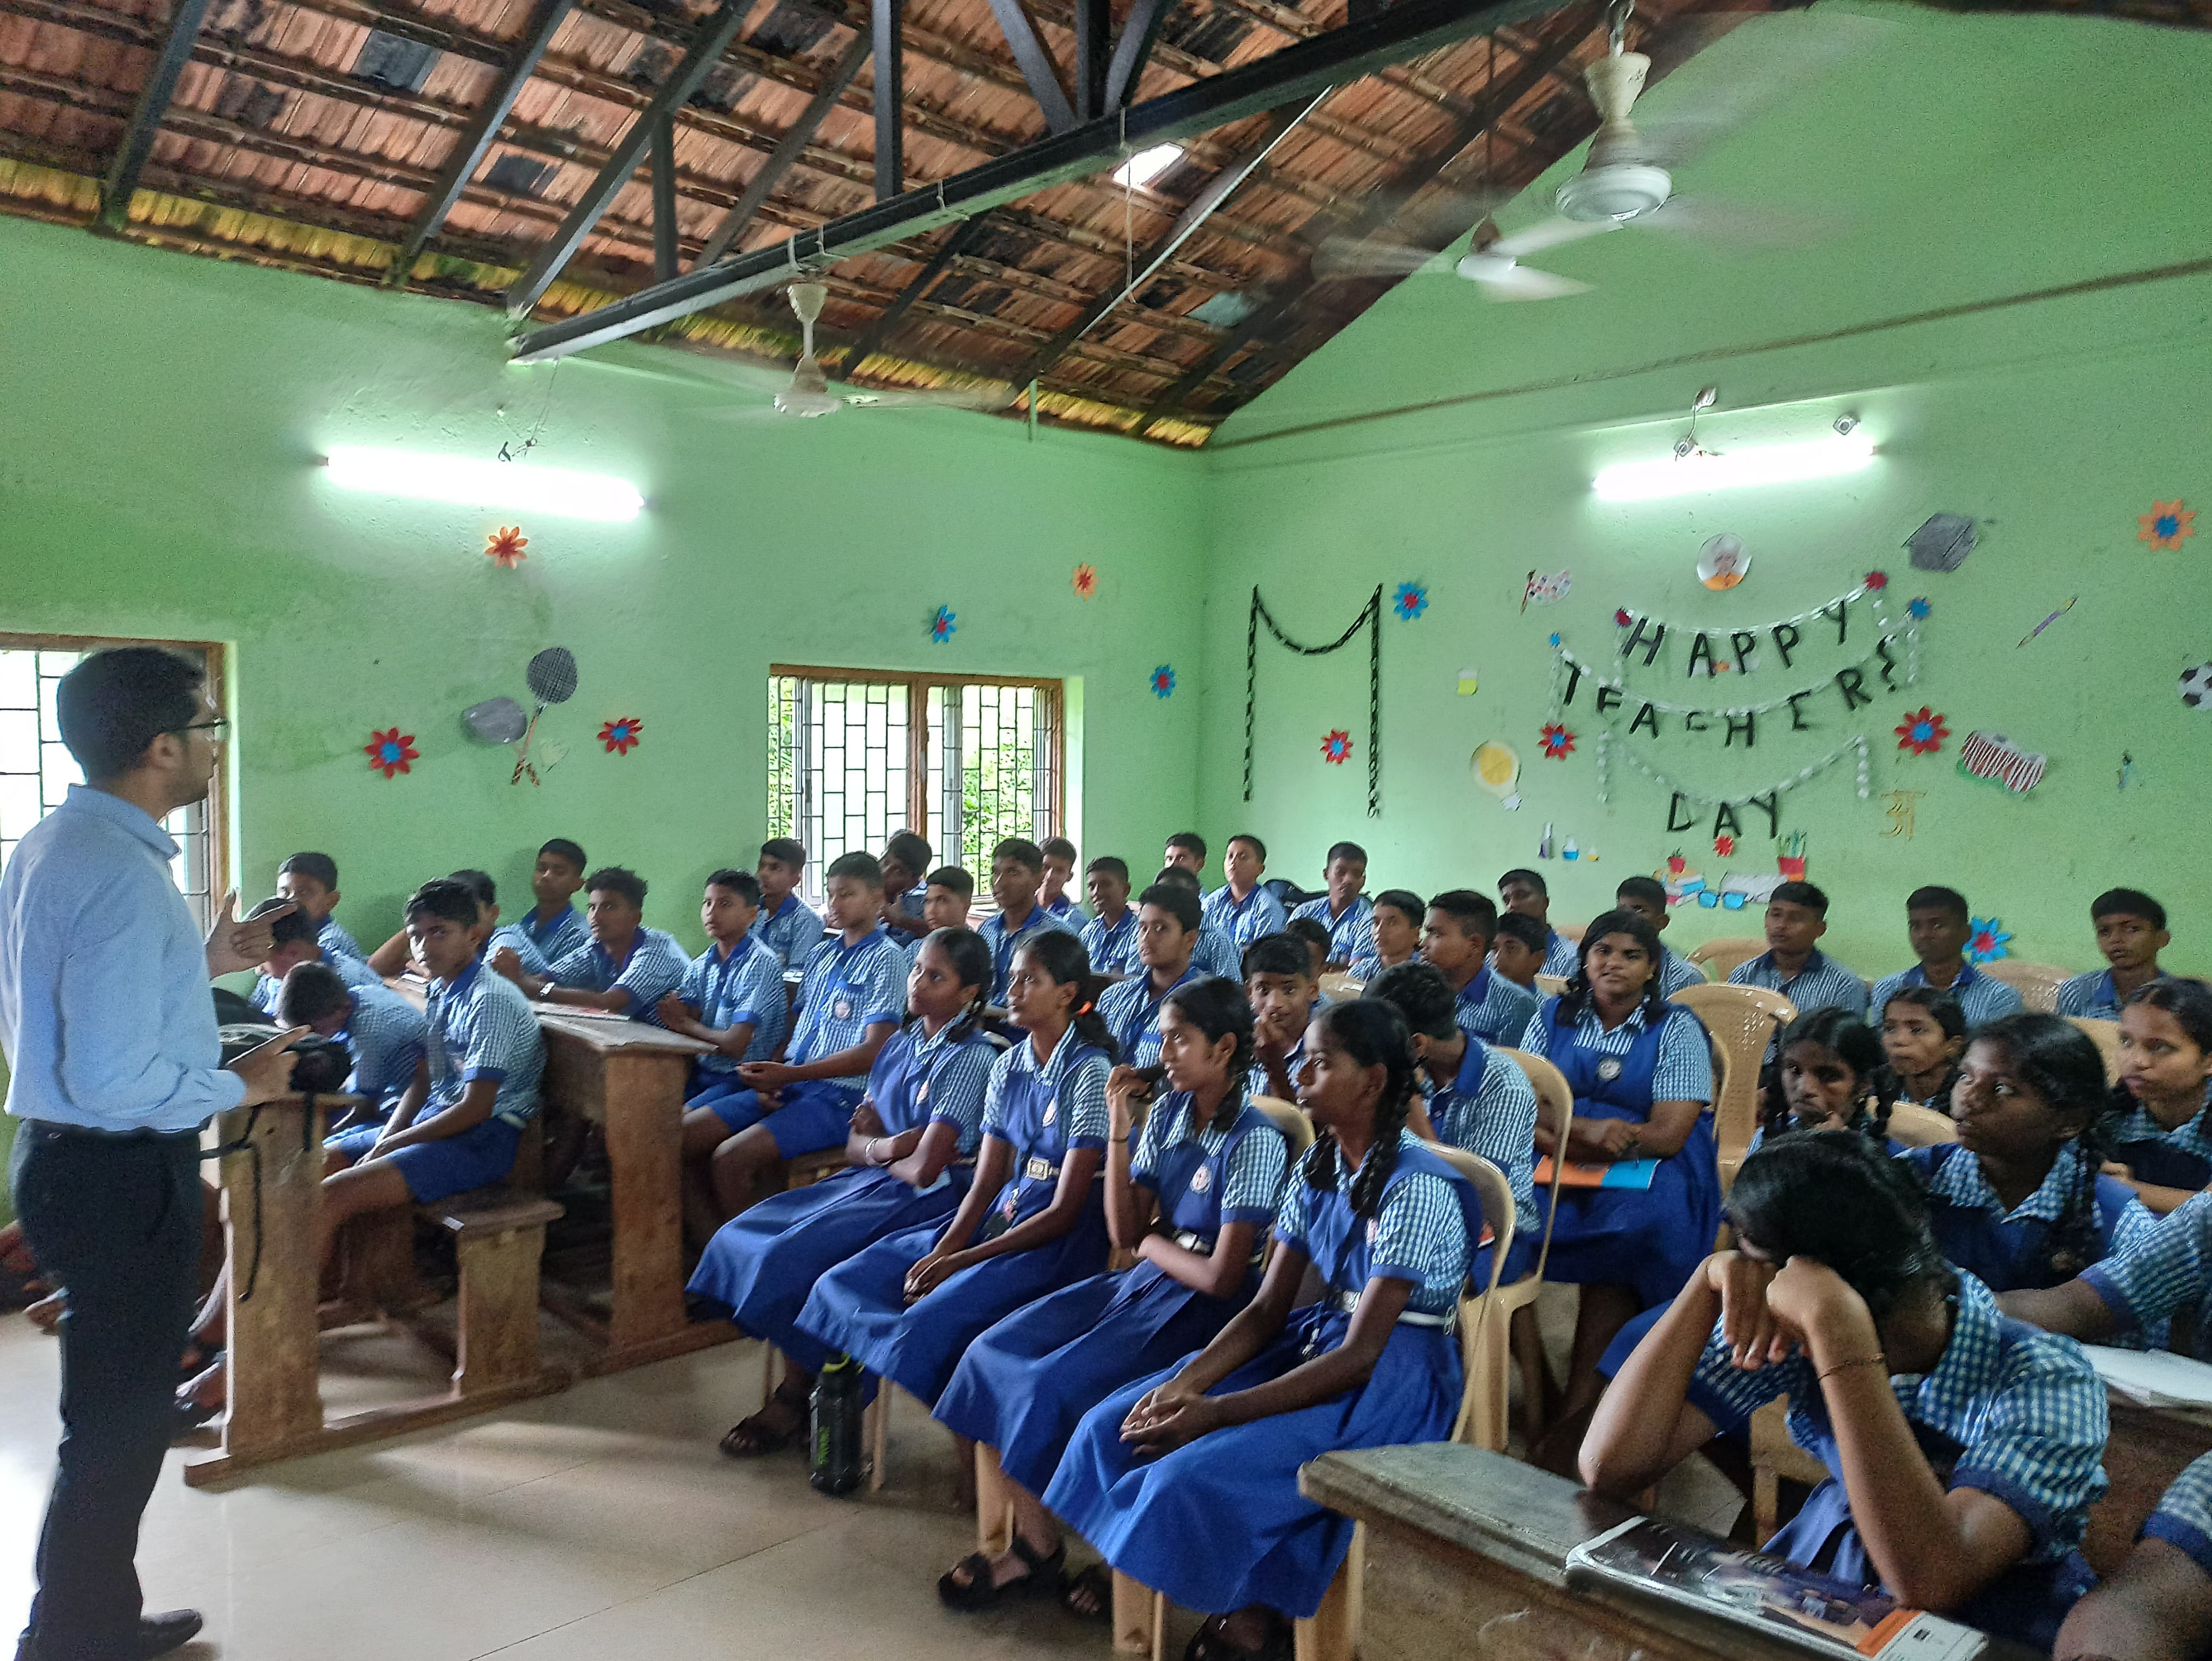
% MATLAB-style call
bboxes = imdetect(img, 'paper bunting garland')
[365,728,417,779]
[1957,731,2046,795]
[1073,563,1097,599]
[1894,707,1949,755]
[929,605,957,643]
[1539,723,1576,759]
[1907,597,1932,619]
[598,716,643,755]
[1966,917,2013,964]
[2139,500,2196,552]
[1321,729,1353,764]
[1151,665,1176,699]
[484,526,528,569]
[1392,582,1428,621]
[1594,727,1871,841]
[1245,586,1382,818]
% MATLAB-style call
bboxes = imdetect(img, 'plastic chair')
[1471,1048,1574,1450]
[1534,973,1568,998]
[1668,983,1796,1194]
[1984,959,2071,1014]
[2067,1016,2123,1086]
[1317,971,1365,1004]
[1887,1103,1959,1148]
[1251,1095,1317,1165]
[1557,921,1586,945]
[1686,936,1766,980]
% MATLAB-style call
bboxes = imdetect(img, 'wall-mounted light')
[1111,143,1184,189]
[322,446,644,522]
[1592,433,1876,503]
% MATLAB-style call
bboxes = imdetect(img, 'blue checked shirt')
[2148,1453,2212,1576]
[978,904,1077,1002]
[1249,1033,1308,1104]
[1871,963,2024,1029]
[487,924,550,978]
[1518,999,1715,1106]
[1132,1094,1289,1225]
[342,982,429,1103]
[2101,1092,2212,1175]
[1042,892,1086,925]
[1920,1140,2157,1260]
[1202,883,1290,950]
[1292,894,1375,965]
[1099,963,1208,1067]
[1655,946,1705,997]
[1344,950,1412,986]
[1426,1044,1539,1224]
[318,915,365,961]
[1728,948,1871,1019]
[1686,1271,2108,1563]
[1080,909,1142,978]
[426,959,544,1128]
[1538,928,1581,979]
[1273,1128,1471,1315]
[519,905,588,964]
[753,894,826,972]
[678,934,790,1072]
[251,945,385,1017]
[788,929,909,1099]
[2082,1190,2212,1334]
[1457,970,1541,1049]
[548,927,691,1025]
[891,1021,997,1158]
[1193,927,1242,980]
[982,1024,1111,1149]
[2057,969,2173,1022]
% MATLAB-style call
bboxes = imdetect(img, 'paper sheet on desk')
[2084,1345,2212,1409]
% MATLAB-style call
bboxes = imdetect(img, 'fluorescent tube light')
[323,446,644,521]
[1111,143,1184,189]
[1591,434,1877,503]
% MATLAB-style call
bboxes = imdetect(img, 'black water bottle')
[810,1354,866,1497]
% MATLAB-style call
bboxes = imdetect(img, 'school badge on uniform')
[1366,1218,1380,1245]
[1596,1057,1623,1082]
[833,997,853,1020]
[1191,1165,1212,1193]
[1042,1103,1057,1126]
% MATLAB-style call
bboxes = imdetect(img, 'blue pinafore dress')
[1911,1143,2142,1293]
[1044,1137,1482,1620]
[795,1036,1113,1408]
[933,1096,1287,1497]
[684,1022,995,1377]
[1538,1000,1719,1308]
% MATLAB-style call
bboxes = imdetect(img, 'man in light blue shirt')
[1,648,300,1661]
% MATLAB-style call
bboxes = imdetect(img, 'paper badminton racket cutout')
[513,647,579,787]
[463,697,527,744]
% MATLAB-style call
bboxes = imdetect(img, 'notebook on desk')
[1533,1156,1658,1190]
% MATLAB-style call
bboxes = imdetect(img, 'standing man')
[1,648,301,1661]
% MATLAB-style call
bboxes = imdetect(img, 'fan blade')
[1475,264,1594,302]
[1487,216,1621,259]
[1630,194,1833,249]
[1629,11,1897,170]
[1313,237,1453,280]
[843,386,1014,412]
[700,404,794,422]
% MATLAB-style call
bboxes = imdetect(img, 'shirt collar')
[62,782,180,859]
[712,933,757,965]
[1907,961,1979,990]
[1931,1141,2083,1225]
[1018,1021,1086,1082]
[437,958,483,1000]
[1762,948,1832,981]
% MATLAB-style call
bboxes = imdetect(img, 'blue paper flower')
[1393,582,1428,622]
[1907,596,1932,620]
[1966,917,2012,964]
[1150,665,1176,699]
[1548,632,1562,648]
[929,605,956,644]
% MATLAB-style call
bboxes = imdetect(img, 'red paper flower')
[1321,730,1353,765]
[598,716,643,756]
[1713,834,1737,858]
[365,728,417,778]
[1614,608,1633,627]
[485,526,528,568]
[1864,570,1889,590]
[1895,706,1949,755]
[1538,722,1576,759]
[1072,563,1097,599]
[2140,500,2197,552]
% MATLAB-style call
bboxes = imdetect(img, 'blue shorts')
[696,1079,856,1157]
[326,1115,522,1204]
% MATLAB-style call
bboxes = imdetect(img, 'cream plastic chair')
[1985,958,2071,1013]
[1534,973,1568,998]
[1669,983,1796,1194]
[1887,1103,1959,1148]
[1462,1048,1573,1451]
[1686,936,1766,980]
[1557,921,1586,944]
[1317,971,1365,1004]
[2067,1016,2124,1086]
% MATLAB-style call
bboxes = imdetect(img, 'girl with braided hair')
[1045,999,1484,1661]
[1756,1009,1901,1151]
[1586,1131,2110,1650]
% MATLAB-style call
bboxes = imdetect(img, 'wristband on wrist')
[1817,1353,1886,1381]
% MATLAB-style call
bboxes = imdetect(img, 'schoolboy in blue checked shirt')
[1152,864,1242,980]
[1290,842,1375,969]
[753,837,827,971]
[2055,1449,2212,1661]
[2057,888,2175,1021]
[978,838,1076,1003]
[248,899,383,1016]
[1420,890,1540,1047]
[1869,886,2024,1029]
[1080,856,1141,979]
[276,850,364,961]
[1728,882,1871,1019]
[1099,884,1212,1067]
[1497,869,1583,980]
[276,960,427,1115]
[496,866,690,1025]
[1202,834,1290,951]
[657,869,791,1093]
[1613,877,1706,997]
[519,839,591,965]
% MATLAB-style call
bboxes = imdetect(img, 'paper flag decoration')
[484,526,528,569]
[1472,740,1522,809]
[1957,730,2047,795]
[1894,707,1949,755]
[2181,664,2212,711]
[1392,582,1428,621]
[598,716,642,755]
[929,605,956,643]
[1151,665,1176,699]
[1966,917,2013,964]
[1072,563,1097,599]
[1456,667,1480,696]
[2139,500,2196,552]
[1523,570,1571,607]
[365,728,417,779]
[1538,722,1576,759]
[1321,729,1353,764]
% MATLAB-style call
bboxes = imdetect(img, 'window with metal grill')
[766,667,1063,903]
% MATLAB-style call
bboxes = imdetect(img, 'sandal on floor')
[717,1409,799,1459]
[1060,1562,1113,1623]
[937,1534,1067,1612]
[170,1395,221,1442]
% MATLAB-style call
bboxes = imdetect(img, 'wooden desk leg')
[1111,1571,1163,1660]
[599,1051,689,1360]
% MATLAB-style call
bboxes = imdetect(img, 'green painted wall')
[1191,2,2212,979]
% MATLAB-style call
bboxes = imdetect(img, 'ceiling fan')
[706,282,1013,419]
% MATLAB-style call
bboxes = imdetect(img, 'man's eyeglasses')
[173,718,231,741]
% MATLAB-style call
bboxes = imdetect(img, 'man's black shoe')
[14,1609,204,1661]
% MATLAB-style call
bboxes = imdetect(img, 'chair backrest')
[1251,1095,1317,1165]
[1669,982,1796,1190]
[2066,1016,2124,1086]
[1423,1142,1514,1308]
[1556,921,1586,945]
[1686,936,1766,979]
[1534,973,1568,998]
[1494,1047,1574,1281]
[1986,959,2072,1013]
[1887,1102,1959,1148]
[1317,971,1365,1004]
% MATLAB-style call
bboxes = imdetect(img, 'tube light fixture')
[323,446,644,521]
[1591,433,1877,503]
[1111,143,1184,189]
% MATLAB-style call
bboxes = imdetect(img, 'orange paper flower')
[365,728,417,778]
[598,717,643,756]
[1072,563,1097,599]
[485,525,529,568]
[2140,500,2196,552]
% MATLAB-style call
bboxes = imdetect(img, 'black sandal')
[717,1387,807,1459]
[1060,1562,1113,1623]
[937,1533,1066,1611]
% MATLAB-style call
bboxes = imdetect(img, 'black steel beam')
[1102,0,1169,107]
[511,0,1569,362]
[840,215,993,367]
[504,0,745,312]
[387,0,574,282]
[650,113,678,279]
[694,28,870,266]
[983,0,1074,131]
[97,0,213,230]
[872,0,902,198]
[1072,0,1107,120]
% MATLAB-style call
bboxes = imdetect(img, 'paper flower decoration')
[1614,608,1632,628]
[1863,570,1889,591]
[1150,665,1176,699]
[484,525,528,569]
[1907,596,1932,619]
[1665,852,1688,877]
[365,728,417,779]
[1548,632,1562,648]
[1895,707,1949,755]
[1072,563,1097,599]
[1392,582,1428,621]
[598,717,643,756]
[1713,834,1737,858]
[1538,722,1576,760]
[2140,500,2196,551]
[929,605,956,643]
[1321,729,1353,765]
[1966,917,2012,964]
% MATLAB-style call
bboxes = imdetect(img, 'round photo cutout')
[1697,534,1749,591]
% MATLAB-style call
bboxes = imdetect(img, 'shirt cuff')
[1220,1204,1277,1224]
[1065,1133,1108,1152]
[2144,1512,2212,1579]
[1949,1465,2057,1544]
[462,1065,508,1084]
[2080,1262,2146,1331]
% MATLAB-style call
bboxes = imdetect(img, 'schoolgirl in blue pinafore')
[797,1023,1115,1407]
[1044,1130,1482,1621]
[933,1089,1288,1496]
[1905,1139,2154,1296]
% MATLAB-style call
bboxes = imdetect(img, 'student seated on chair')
[2098,978,2212,1215]
[1044,999,1482,1661]
[1153,864,1241,979]
[364,867,542,980]
[1097,884,1209,1067]
[752,837,826,971]
[1291,841,1374,970]
[1727,881,1870,1019]
[1162,832,1208,882]
[934,977,1289,1618]
[2055,1451,2212,1661]
[1870,886,2024,1029]
[493,866,689,1025]
[276,849,363,961]
[1753,1010,1899,1154]
[1079,856,1140,980]
[797,932,1118,1414]
[1346,888,1422,984]
[1283,917,1332,991]
[923,865,976,934]
[1421,889,1539,1048]
[247,897,383,1016]
[1583,1132,2109,1651]
[878,830,933,942]
[1613,876,1703,996]
[1243,933,1318,1102]
[980,838,1076,1005]
[1038,836,1083,924]
[1202,834,1289,952]
[1879,986,1967,1116]
[1489,912,1548,992]
[691,928,998,1458]
[276,961,428,1123]
[1497,867,1581,980]
[2058,888,2175,1021]
[683,853,908,1224]
[520,838,590,965]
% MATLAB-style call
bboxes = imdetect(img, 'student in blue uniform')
[495,866,690,1025]
[1488,911,1550,994]
[2101,979,2212,1214]
[798,930,1117,1412]
[1498,869,1582,979]
[2055,1450,2212,1661]
[752,837,826,971]
[1878,986,1966,1116]
[1202,835,1289,950]
[1099,884,1210,1067]
[1368,959,1539,1286]
[1038,836,1084,924]
[276,961,428,1116]
[1869,886,2024,1029]
[1154,864,1242,979]
[1755,1009,1897,1150]
[1080,856,1140,979]
[248,899,383,1015]
[1516,908,1715,1467]
[1163,832,1207,880]
[2057,888,2174,1021]
[692,928,998,1456]
[1243,933,1318,1102]
[689,852,909,1221]
[276,850,363,961]
[1283,917,1332,990]
[878,830,933,941]
[1291,842,1374,969]
[1345,888,1421,984]
[1612,877,1704,996]
[1422,890,1540,1047]
[933,976,1288,1614]
[1584,1131,2109,1651]
[1727,882,1870,1018]
[366,867,548,980]
[924,865,974,931]
[979,838,1076,1003]
[1045,999,1482,1661]
[520,838,590,964]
